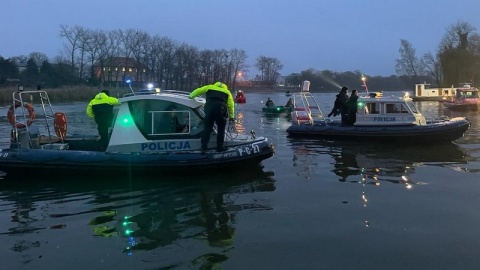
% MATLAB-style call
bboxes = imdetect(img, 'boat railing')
[123,89,192,99]
[10,90,58,149]
[291,91,327,125]
[161,90,192,97]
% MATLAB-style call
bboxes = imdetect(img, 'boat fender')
[54,112,68,140]
[7,102,36,128]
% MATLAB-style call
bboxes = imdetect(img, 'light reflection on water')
[0,91,480,269]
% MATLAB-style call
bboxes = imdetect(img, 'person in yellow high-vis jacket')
[189,82,234,153]
[86,90,120,149]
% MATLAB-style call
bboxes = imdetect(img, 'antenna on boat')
[126,79,135,95]
[361,75,369,93]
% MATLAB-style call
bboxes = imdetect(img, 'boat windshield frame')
[125,99,205,139]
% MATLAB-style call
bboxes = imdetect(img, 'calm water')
[0,92,479,270]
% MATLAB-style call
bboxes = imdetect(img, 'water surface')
[0,91,479,270]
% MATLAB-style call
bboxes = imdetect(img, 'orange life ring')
[54,112,67,140]
[7,103,36,128]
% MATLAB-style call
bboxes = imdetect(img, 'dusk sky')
[1,0,479,78]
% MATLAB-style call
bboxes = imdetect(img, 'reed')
[0,86,129,105]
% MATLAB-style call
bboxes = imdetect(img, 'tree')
[28,52,49,67]
[438,21,478,86]
[421,52,442,86]
[59,25,84,78]
[229,48,248,91]
[395,39,423,86]
[21,58,40,87]
[0,57,20,85]
[39,60,57,87]
[254,56,282,82]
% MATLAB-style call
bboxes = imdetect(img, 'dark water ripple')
[0,92,480,269]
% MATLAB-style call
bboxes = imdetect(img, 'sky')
[1,0,479,78]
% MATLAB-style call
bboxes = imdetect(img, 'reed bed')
[0,86,128,105]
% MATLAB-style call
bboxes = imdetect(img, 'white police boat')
[0,86,274,175]
[286,81,470,143]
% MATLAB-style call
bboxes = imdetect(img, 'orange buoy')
[7,102,36,128]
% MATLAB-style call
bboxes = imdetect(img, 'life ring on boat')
[7,102,36,128]
[54,112,67,140]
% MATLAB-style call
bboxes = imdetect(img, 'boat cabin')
[108,89,207,152]
[355,92,426,126]
[413,83,456,101]
[454,85,479,100]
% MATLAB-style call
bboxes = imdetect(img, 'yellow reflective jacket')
[86,92,120,119]
[189,82,234,119]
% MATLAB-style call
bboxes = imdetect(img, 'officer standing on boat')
[346,89,359,125]
[86,90,120,149]
[189,82,235,153]
[337,86,349,125]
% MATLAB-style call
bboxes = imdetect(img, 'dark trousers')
[340,110,348,125]
[202,103,227,150]
[95,114,113,148]
[347,111,357,125]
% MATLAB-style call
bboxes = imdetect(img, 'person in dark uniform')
[86,90,120,149]
[189,82,235,153]
[330,86,349,124]
[265,98,275,108]
[346,89,359,125]
[285,98,293,107]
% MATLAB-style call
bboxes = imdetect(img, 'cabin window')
[386,103,409,113]
[150,109,190,135]
[128,100,203,138]
[405,101,419,114]
[364,103,380,114]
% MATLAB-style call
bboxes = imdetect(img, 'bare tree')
[199,49,215,85]
[28,52,49,67]
[395,39,422,79]
[255,56,282,82]
[84,29,112,85]
[421,52,442,86]
[228,48,248,91]
[59,25,85,77]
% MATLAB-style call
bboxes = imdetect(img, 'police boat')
[0,85,275,175]
[286,81,470,143]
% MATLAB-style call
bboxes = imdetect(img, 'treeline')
[0,26,283,91]
[1,20,479,92]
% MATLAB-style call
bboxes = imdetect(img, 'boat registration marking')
[0,153,8,158]
[212,144,261,159]
[237,144,261,156]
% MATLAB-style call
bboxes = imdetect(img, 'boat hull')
[286,117,470,143]
[443,102,480,110]
[0,141,275,175]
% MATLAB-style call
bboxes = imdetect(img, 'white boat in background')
[412,83,456,101]
[286,80,470,143]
